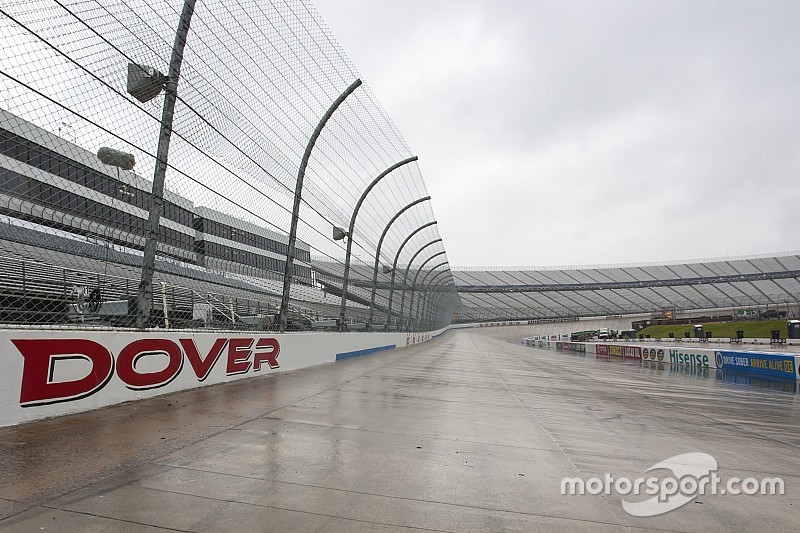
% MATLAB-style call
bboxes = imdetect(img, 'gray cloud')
[314,0,800,266]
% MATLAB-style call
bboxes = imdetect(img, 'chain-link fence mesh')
[0,0,460,332]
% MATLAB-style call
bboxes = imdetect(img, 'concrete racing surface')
[0,327,797,531]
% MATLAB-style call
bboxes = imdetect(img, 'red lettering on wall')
[14,335,284,407]
[226,338,253,375]
[117,339,183,390]
[622,345,642,359]
[13,339,114,406]
[180,338,227,381]
[253,338,280,371]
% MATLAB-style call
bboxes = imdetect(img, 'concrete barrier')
[540,340,800,380]
[0,327,447,427]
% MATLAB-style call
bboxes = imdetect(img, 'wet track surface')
[0,327,798,531]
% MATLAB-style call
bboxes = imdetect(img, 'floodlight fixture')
[97,147,135,170]
[333,226,348,241]
[127,63,167,103]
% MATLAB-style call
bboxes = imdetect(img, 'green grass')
[636,319,789,340]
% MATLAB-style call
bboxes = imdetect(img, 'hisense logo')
[669,349,710,367]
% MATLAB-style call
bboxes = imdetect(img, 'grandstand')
[0,108,388,328]
[453,255,800,323]
[0,106,452,330]
[0,108,312,280]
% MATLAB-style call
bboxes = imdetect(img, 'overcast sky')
[314,0,800,267]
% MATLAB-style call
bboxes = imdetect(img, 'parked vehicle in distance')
[570,330,598,342]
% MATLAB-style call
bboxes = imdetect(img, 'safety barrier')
[0,327,446,427]
[523,338,800,381]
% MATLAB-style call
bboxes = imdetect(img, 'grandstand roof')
[453,254,800,321]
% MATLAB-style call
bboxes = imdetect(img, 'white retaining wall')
[0,327,446,427]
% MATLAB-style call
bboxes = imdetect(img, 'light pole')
[337,156,418,331]
[278,78,363,332]
[384,221,437,331]
[367,196,431,330]
[134,0,196,328]
[97,147,135,321]
[406,251,446,331]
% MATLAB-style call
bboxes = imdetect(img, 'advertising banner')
[555,341,799,381]
[715,350,797,379]
[641,346,667,363]
[621,345,642,359]
[560,342,586,353]
[642,346,717,369]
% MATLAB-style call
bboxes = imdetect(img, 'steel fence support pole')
[420,269,451,329]
[415,262,448,330]
[138,0,196,328]
[367,196,430,330]
[338,156,417,332]
[385,221,437,331]
[278,78,362,332]
[407,251,445,331]
[401,245,442,331]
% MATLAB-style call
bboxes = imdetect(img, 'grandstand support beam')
[338,156,418,332]
[367,196,430,331]
[398,239,442,331]
[278,78,362,332]
[406,250,445,332]
[385,221,437,331]
[414,262,449,329]
[137,0,196,329]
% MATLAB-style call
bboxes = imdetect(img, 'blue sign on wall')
[715,350,797,379]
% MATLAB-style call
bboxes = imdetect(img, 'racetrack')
[1,326,797,531]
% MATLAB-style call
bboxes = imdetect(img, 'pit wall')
[523,339,800,381]
[0,327,447,427]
